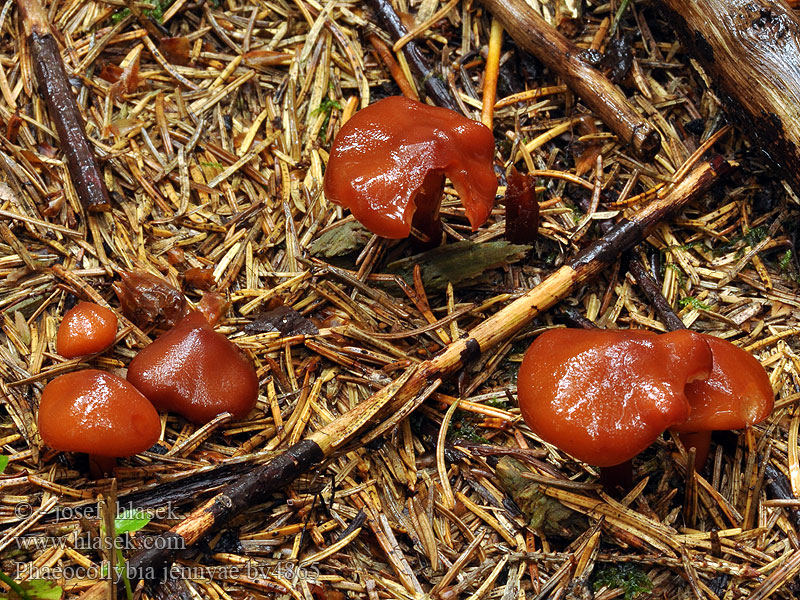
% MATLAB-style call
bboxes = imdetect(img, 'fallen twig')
[478,0,661,161]
[627,254,685,331]
[18,0,112,212]
[367,33,419,101]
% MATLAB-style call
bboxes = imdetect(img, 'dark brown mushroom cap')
[127,311,258,424]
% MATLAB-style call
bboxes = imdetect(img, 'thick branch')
[80,157,731,598]
[19,0,112,212]
[656,0,800,195]
[478,0,661,161]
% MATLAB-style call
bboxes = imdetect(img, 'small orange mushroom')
[323,96,497,242]
[126,311,258,424]
[57,302,118,358]
[38,369,161,475]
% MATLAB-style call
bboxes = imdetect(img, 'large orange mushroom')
[126,311,258,424]
[517,328,775,491]
[323,96,498,243]
[38,369,161,475]
[517,328,713,468]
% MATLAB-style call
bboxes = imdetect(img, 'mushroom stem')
[678,431,712,473]
[409,172,446,248]
[89,455,117,478]
[599,461,633,497]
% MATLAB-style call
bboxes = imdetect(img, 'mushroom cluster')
[517,328,773,488]
[39,279,259,475]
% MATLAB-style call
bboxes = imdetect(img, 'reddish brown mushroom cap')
[38,369,160,457]
[323,96,498,239]
[517,328,713,467]
[127,311,258,424]
[676,334,774,433]
[57,302,118,358]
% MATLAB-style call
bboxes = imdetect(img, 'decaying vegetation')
[1,0,800,599]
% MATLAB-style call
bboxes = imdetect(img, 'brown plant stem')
[18,0,112,212]
[409,172,446,248]
[366,0,459,111]
[626,255,686,332]
[477,0,661,161]
[599,460,633,496]
[79,157,731,599]
[367,33,420,101]
[655,0,800,195]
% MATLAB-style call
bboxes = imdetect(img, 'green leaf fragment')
[678,296,710,310]
[386,241,531,293]
[592,563,653,600]
[21,581,62,600]
[0,576,62,600]
[114,508,151,535]
[780,249,793,271]
[495,457,586,538]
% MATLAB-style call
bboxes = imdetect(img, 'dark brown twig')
[764,463,800,530]
[627,255,686,331]
[367,33,420,101]
[18,0,112,212]
[478,0,661,161]
[366,0,459,111]
[79,157,732,599]
[578,195,685,332]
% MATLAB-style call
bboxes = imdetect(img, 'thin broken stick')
[367,33,420,101]
[18,0,112,212]
[79,156,732,598]
[478,0,661,161]
[481,18,504,128]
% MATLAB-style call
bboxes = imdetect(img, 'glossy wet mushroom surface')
[517,328,775,474]
[517,328,713,467]
[323,96,498,240]
[38,369,161,457]
[126,311,259,424]
[56,301,118,358]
